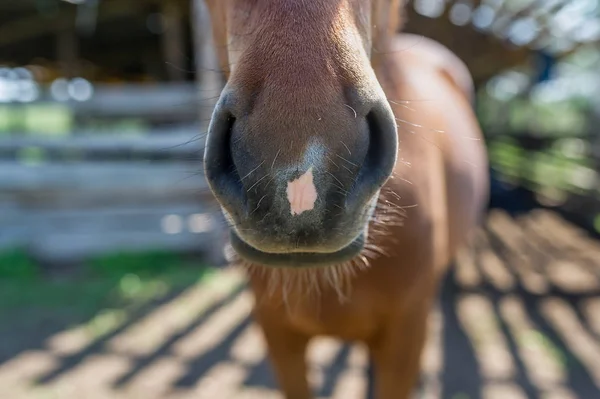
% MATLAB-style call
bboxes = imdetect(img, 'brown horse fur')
[202,1,489,398]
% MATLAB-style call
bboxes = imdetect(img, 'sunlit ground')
[1,209,600,399]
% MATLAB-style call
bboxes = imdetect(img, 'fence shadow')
[1,209,599,398]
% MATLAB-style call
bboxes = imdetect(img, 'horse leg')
[368,307,429,399]
[256,315,313,399]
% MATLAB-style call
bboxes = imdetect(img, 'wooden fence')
[0,84,229,266]
[0,0,227,266]
[3,95,600,264]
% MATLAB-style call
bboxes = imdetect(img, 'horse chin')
[218,194,379,269]
[228,229,367,269]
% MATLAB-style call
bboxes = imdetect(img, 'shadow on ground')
[1,208,600,398]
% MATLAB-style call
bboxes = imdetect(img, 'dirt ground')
[1,209,600,399]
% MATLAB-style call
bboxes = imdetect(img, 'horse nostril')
[347,102,398,207]
[204,106,246,215]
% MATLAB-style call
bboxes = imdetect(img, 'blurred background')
[1,0,600,398]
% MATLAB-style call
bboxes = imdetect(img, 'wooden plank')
[60,84,201,118]
[0,153,228,263]
[0,158,216,209]
[2,204,228,264]
[3,188,215,210]
[29,231,217,264]
[0,161,208,192]
[19,204,210,232]
[0,128,205,158]
[4,84,203,120]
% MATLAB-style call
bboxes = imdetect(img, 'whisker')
[397,204,418,210]
[344,104,358,118]
[271,149,281,171]
[404,128,442,150]
[263,175,276,191]
[241,160,266,181]
[325,171,346,191]
[387,98,437,103]
[159,132,206,151]
[336,154,359,167]
[395,117,445,134]
[251,195,268,214]
[341,164,354,174]
[247,174,269,191]
[164,61,196,74]
[388,100,416,112]
[259,211,271,223]
[341,141,352,155]
[325,155,341,170]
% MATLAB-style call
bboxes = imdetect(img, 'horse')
[201,1,489,398]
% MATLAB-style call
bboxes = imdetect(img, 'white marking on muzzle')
[287,167,318,216]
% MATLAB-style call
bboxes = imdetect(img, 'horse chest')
[284,292,383,341]
[248,255,423,342]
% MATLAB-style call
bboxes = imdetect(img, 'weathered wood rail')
[63,84,203,123]
[0,83,229,265]
[2,84,204,127]
[0,143,227,265]
[0,126,204,160]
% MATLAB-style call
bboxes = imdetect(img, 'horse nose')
[203,100,246,218]
[345,100,398,209]
[204,95,398,251]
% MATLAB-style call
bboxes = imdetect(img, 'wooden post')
[190,0,228,266]
[161,0,187,82]
[56,28,79,78]
[191,0,224,124]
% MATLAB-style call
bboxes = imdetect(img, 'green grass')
[477,95,590,138]
[488,138,595,193]
[0,249,213,317]
[0,104,148,136]
[0,248,220,350]
[0,104,73,135]
[488,136,600,233]
[0,249,39,281]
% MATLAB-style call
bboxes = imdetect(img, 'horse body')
[202,2,488,398]
[248,34,488,399]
